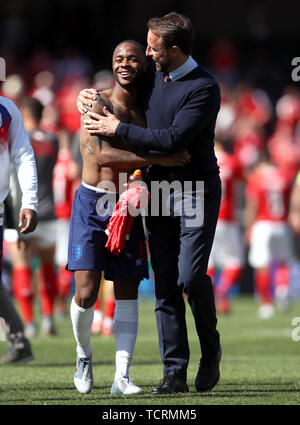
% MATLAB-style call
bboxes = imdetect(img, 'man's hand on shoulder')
[77,88,98,114]
[19,209,38,234]
[83,108,120,138]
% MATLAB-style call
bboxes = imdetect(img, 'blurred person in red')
[234,82,272,127]
[231,82,271,174]
[91,275,115,337]
[244,152,295,319]
[232,118,265,175]
[39,94,76,317]
[7,97,59,337]
[214,83,237,149]
[267,126,300,180]
[55,75,89,135]
[29,70,55,107]
[54,47,93,136]
[207,140,245,314]
[275,87,300,132]
[52,131,74,318]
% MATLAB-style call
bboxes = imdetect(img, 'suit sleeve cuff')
[115,122,129,140]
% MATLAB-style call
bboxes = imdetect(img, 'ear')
[171,45,180,55]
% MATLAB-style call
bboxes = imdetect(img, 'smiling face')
[146,30,174,73]
[112,42,147,88]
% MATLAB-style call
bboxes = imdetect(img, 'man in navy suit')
[79,11,222,394]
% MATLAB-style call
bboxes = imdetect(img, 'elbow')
[97,153,111,167]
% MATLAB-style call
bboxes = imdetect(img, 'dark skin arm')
[19,209,38,234]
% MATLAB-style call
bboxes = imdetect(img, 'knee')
[181,272,211,297]
[114,279,140,300]
[75,289,97,309]
[75,281,98,309]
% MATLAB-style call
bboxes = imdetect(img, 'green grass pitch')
[0,295,300,405]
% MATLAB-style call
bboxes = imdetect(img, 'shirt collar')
[168,56,198,81]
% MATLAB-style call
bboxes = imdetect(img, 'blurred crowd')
[1,39,300,340]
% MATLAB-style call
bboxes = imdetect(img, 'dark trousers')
[146,175,221,381]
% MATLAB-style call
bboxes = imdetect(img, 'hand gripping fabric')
[105,182,149,256]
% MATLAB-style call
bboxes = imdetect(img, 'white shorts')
[248,221,294,269]
[208,220,245,270]
[55,218,70,266]
[21,220,57,249]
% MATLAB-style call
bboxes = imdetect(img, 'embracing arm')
[116,84,220,151]
[81,84,220,151]
[81,95,190,168]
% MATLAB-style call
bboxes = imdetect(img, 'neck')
[167,53,190,73]
[111,83,139,108]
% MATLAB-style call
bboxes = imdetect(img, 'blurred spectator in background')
[92,70,115,91]
[6,97,58,338]
[0,74,25,106]
[52,131,74,318]
[208,140,245,314]
[208,35,239,88]
[29,70,55,107]
[55,75,88,135]
[244,153,295,319]
[54,47,93,88]
[92,275,115,337]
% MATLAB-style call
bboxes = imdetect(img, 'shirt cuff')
[20,203,38,213]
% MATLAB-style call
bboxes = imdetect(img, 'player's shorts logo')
[72,245,83,261]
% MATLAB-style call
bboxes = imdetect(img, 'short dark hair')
[20,97,43,122]
[118,39,146,55]
[147,12,194,55]
[113,40,147,67]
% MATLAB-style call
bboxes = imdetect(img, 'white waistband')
[82,181,117,194]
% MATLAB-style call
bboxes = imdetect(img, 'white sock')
[70,297,94,358]
[113,299,138,380]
